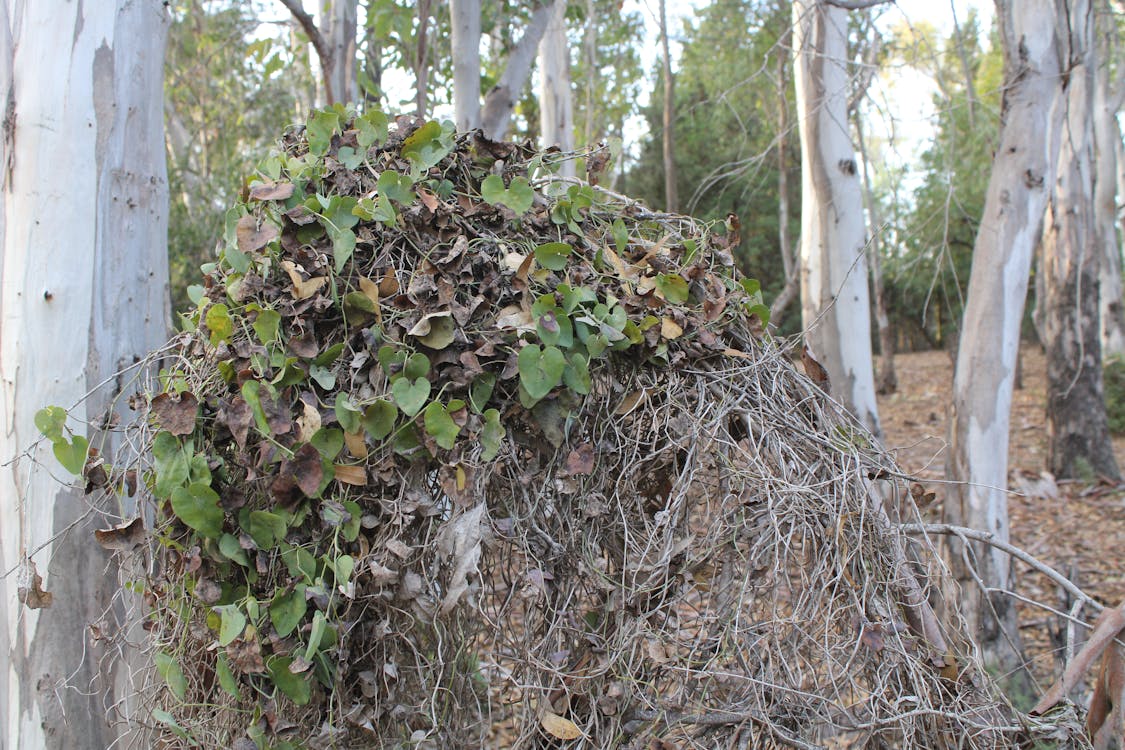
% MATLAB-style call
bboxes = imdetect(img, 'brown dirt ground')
[877,345,1125,686]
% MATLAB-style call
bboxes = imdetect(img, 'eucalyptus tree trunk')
[539,0,575,178]
[1042,0,1119,481]
[659,0,678,212]
[320,0,357,105]
[792,0,880,437]
[1095,24,1125,358]
[946,0,1067,685]
[769,21,798,326]
[480,2,554,140]
[450,0,482,130]
[0,2,171,749]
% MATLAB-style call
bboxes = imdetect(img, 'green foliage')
[1104,356,1125,435]
[625,0,797,322]
[884,13,1002,348]
[165,0,311,314]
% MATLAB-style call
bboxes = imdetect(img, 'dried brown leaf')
[17,560,52,610]
[94,517,146,552]
[236,215,279,253]
[150,392,199,436]
[249,181,296,201]
[540,712,582,740]
[334,464,367,486]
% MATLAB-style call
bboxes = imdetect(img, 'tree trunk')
[414,0,432,117]
[321,0,357,105]
[1095,21,1125,358]
[856,111,896,394]
[481,2,554,141]
[769,21,799,326]
[659,0,677,212]
[582,0,597,147]
[945,0,1068,689]
[1042,0,1119,481]
[539,0,575,178]
[0,2,171,749]
[450,0,482,130]
[792,0,881,438]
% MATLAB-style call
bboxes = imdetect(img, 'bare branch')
[900,523,1102,611]
[278,0,334,101]
[1031,601,1125,715]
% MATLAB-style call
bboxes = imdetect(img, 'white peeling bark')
[946,0,1065,680]
[1094,42,1125,358]
[0,2,170,748]
[450,0,482,130]
[538,0,575,178]
[480,2,553,140]
[792,0,880,438]
[320,0,357,105]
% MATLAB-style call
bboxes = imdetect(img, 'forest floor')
[877,345,1125,689]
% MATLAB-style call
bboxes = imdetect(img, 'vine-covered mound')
[132,107,1059,749]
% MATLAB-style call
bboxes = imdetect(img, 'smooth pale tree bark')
[480,3,554,140]
[1094,24,1125,358]
[946,0,1067,684]
[413,0,433,117]
[280,0,358,105]
[659,0,678,212]
[539,0,575,178]
[792,0,881,437]
[450,0,482,130]
[0,2,171,749]
[1042,0,1119,480]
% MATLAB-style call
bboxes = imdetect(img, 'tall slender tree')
[1094,2,1125,357]
[659,0,678,212]
[280,0,358,105]
[1041,0,1119,480]
[946,0,1069,682]
[539,0,575,177]
[792,0,881,437]
[0,2,170,748]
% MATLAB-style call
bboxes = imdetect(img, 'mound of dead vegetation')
[64,106,1088,749]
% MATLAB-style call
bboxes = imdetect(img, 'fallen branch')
[899,523,1102,613]
[1032,602,1124,715]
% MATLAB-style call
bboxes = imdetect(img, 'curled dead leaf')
[94,517,147,552]
[540,712,582,740]
[281,260,328,301]
[660,317,683,340]
[18,559,52,610]
[150,391,199,436]
[248,181,295,201]
[236,215,279,253]
[334,464,367,486]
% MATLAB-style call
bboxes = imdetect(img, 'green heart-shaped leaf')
[505,177,534,213]
[481,409,505,461]
[215,653,239,698]
[469,373,496,414]
[53,434,89,475]
[378,170,415,204]
[480,174,506,205]
[171,483,224,539]
[214,604,246,647]
[34,406,67,442]
[356,110,389,149]
[518,344,567,401]
[154,651,188,701]
[244,510,288,549]
[534,242,573,271]
[270,585,307,638]
[205,303,233,346]
[403,352,431,380]
[268,656,311,705]
[310,428,345,459]
[152,431,190,496]
[331,227,356,272]
[423,401,461,450]
[392,377,430,417]
[362,400,398,440]
[252,308,280,345]
[563,353,592,395]
[656,273,690,304]
[334,393,362,434]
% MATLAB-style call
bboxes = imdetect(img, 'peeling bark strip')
[1042,0,1119,481]
[945,0,1067,682]
[792,0,881,438]
[0,2,171,748]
